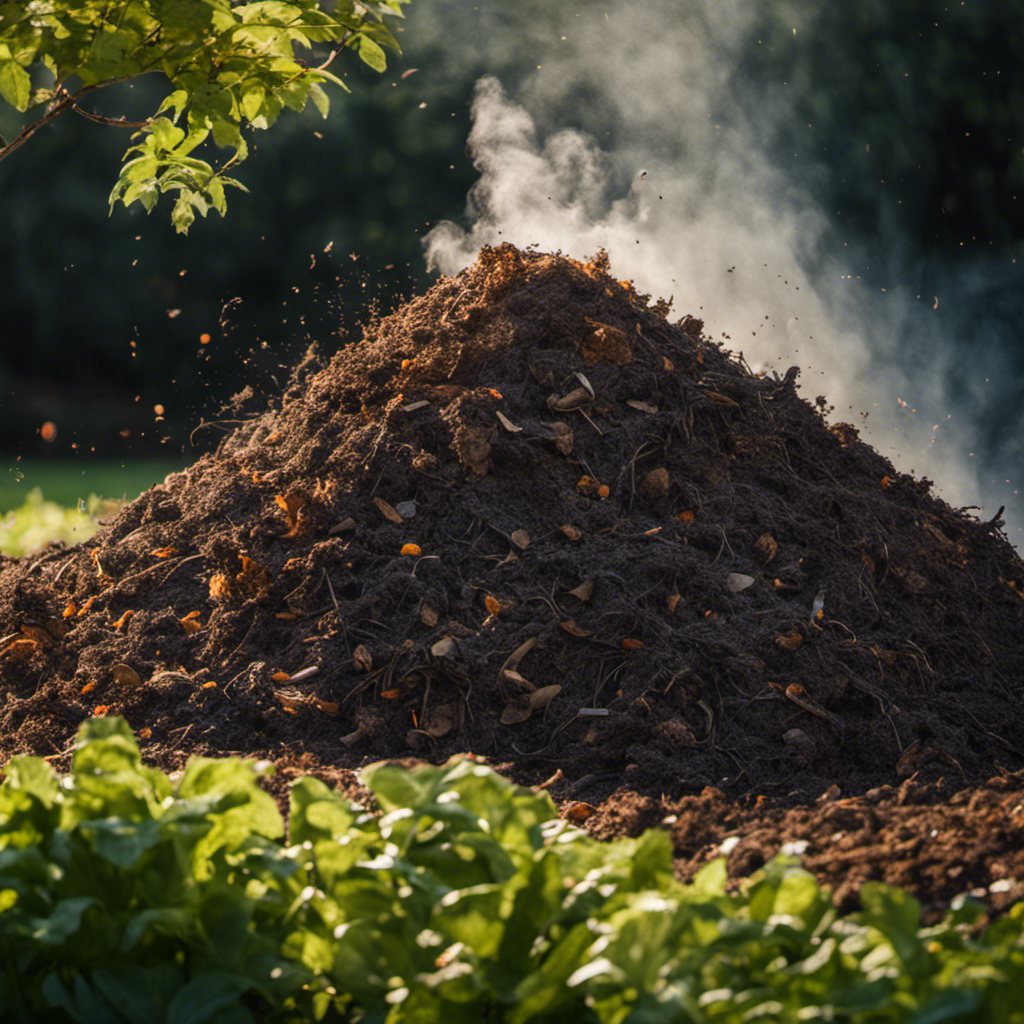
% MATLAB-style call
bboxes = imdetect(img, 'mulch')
[3,244,1023,918]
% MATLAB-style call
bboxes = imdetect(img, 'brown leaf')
[500,695,533,725]
[353,644,373,672]
[314,698,340,716]
[568,579,594,602]
[484,595,502,616]
[529,684,561,710]
[420,603,439,627]
[373,496,403,523]
[667,593,681,613]
[510,528,531,549]
[641,467,670,498]
[626,399,659,414]
[560,524,582,541]
[775,631,803,651]
[706,390,740,408]
[111,663,141,688]
[151,546,178,559]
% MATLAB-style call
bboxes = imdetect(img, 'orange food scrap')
[597,484,610,499]
[562,801,597,825]
[786,684,805,697]
[63,602,78,618]
[271,670,291,683]
[487,388,503,399]
[77,596,97,616]
[201,681,216,689]
[275,611,298,620]
[401,358,412,369]
[775,632,803,651]
[112,610,134,631]
[139,727,152,739]
[40,421,57,442]
[484,595,501,615]
[621,637,644,652]
[93,705,111,716]
[209,573,231,599]
[401,543,422,556]
[80,681,96,695]
[880,476,892,489]
[151,546,177,559]
[275,491,308,536]
[381,688,401,700]
[199,333,211,344]
[180,610,202,635]
[679,510,695,523]
[560,524,582,541]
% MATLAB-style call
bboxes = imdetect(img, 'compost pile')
[3,244,1024,918]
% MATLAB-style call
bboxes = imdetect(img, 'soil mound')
[3,244,1024,912]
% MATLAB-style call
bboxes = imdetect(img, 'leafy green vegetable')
[1,718,1022,1022]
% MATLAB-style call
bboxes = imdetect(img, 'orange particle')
[679,510,695,523]
[880,476,891,489]
[487,388,503,399]
[484,595,501,615]
[93,705,110,716]
[400,543,422,556]
[597,485,610,499]
[381,688,401,700]
[271,670,291,682]
[138,727,152,739]
[201,681,216,689]
[620,637,644,652]
[40,421,57,442]
[80,681,96,695]
[151,546,177,558]
[199,333,211,344]
[274,611,298,620]
[401,358,412,369]
[112,610,134,631]
[63,602,78,619]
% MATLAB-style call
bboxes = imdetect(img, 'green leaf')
[0,57,30,111]
[171,194,195,234]
[92,963,186,1023]
[355,33,387,72]
[166,971,256,1024]
[308,82,329,118]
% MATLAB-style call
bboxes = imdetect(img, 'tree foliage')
[0,0,410,232]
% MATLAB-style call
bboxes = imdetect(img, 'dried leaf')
[499,637,537,679]
[424,704,454,737]
[529,684,561,710]
[626,399,659,414]
[560,524,582,541]
[314,698,340,716]
[275,491,307,535]
[381,688,401,700]
[484,595,502,615]
[568,579,594,602]
[271,670,291,682]
[510,528,530,549]
[274,611,298,621]
[775,631,803,651]
[151,546,177,559]
[725,573,755,592]
[420,604,439,627]
[111,663,141,688]
[353,644,373,672]
[501,668,534,692]
[667,593,681,613]
[574,371,595,397]
[496,410,522,432]
[621,637,644,652]
[374,496,403,523]
[431,636,457,658]
[329,517,357,535]
[500,696,533,725]
[679,510,695,523]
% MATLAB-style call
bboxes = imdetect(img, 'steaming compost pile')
[3,244,1024,918]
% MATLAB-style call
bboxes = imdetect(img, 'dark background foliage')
[1,0,1021,476]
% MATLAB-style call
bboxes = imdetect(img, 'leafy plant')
[1,718,1023,1022]
[0,0,411,232]
[0,487,119,556]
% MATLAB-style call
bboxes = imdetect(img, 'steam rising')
[416,1,1020,543]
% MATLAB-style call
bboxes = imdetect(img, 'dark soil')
[3,245,1024,918]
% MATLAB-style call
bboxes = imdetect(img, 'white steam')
[415,1,1020,542]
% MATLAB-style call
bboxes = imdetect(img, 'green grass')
[0,457,186,515]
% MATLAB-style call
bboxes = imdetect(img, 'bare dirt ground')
[3,245,1023,920]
